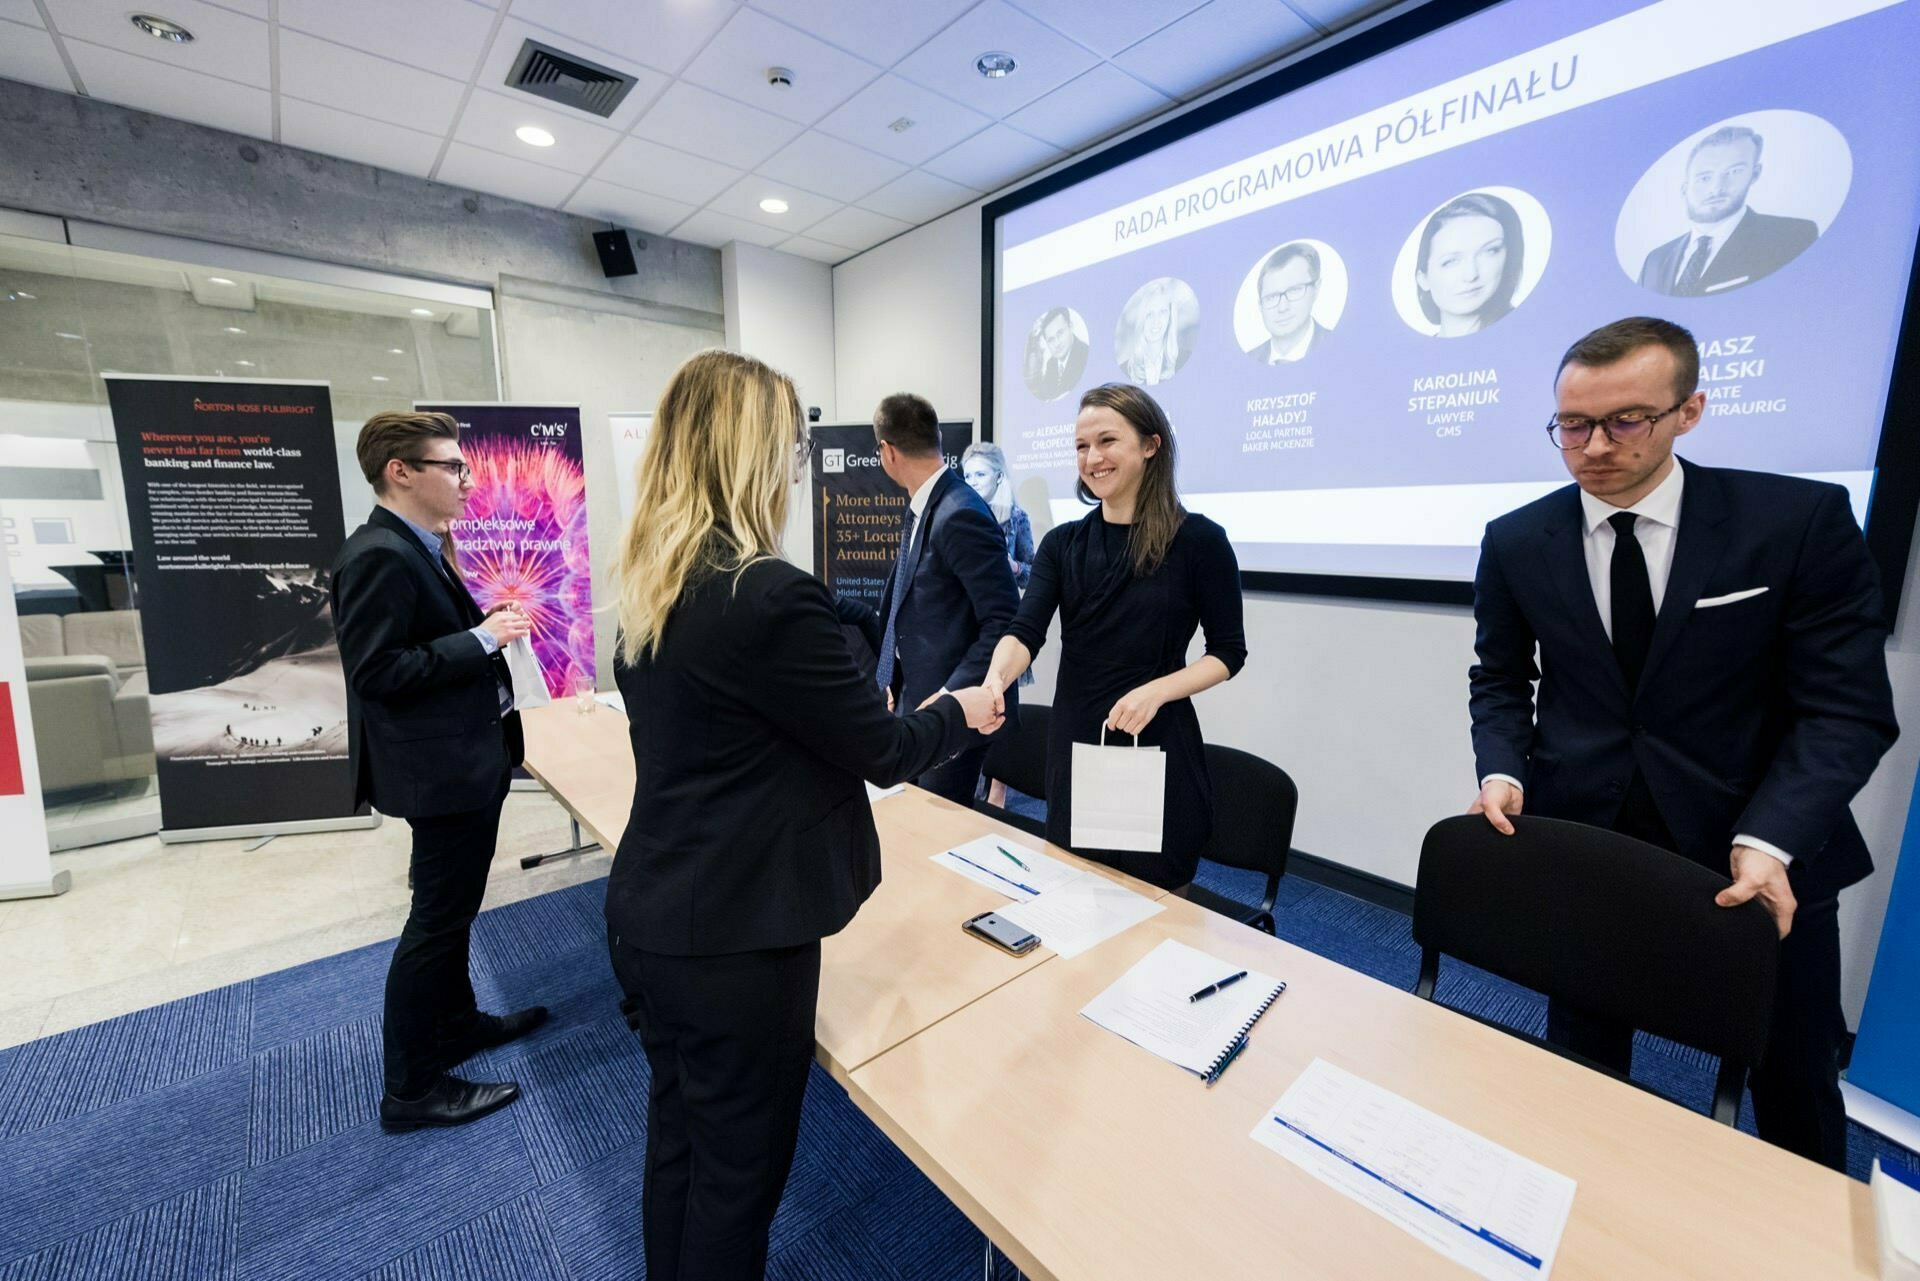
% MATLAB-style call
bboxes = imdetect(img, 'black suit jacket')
[1246,320,1330,363]
[330,505,521,818]
[837,468,1021,739]
[608,557,969,956]
[1637,208,1818,295]
[1032,338,1090,401]
[1469,460,1897,902]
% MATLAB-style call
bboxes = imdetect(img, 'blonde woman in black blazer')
[604,350,1003,1281]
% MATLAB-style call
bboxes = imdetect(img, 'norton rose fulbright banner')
[106,374,359,833]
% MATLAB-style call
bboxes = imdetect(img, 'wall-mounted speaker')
[593,229,638,278]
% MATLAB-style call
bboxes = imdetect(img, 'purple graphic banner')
[418,403,594,699]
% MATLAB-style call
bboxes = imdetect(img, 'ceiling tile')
[280,98,444,178]
[681,7,880,125]
[205,0,269,14]
[278,0,497,81]
[814,74,990,166]
[857,170,977,224]
[633,81,802,171]
[1006,0,1206,58]
[667,208,791,249]
[278,32,469,133]
[0,19,72,92]
[773,236,851,264]
[746,0,975,68]
[893,0,1097,117]
[506,0,737,75]
[707,174,841,232]
[1284,0,1394,30]
[0,1,43,26]
[64,40,272,138]
[452,88,620,175]
[436,140,583,206]
[921,123,1059,191]
[752,130,905,203]
[1004,61,1170,150]
[592,135,743,206]
[45,0,270,89]
[805,205,911,252]
[564,180,697,235]
[1112,0,1315,99]
[471,19,670,134]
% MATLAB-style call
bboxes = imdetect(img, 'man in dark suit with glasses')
[1466,316,1896,1169]
[331,411,550,1132]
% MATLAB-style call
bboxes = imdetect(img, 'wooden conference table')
[520,704,1874,1280]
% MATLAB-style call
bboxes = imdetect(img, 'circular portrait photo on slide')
[1113,277,1200,386]
[1232,238,1349,365]
[1615,110,1851,299]
[1391,187,1552,339]
[1022,306,1091,402]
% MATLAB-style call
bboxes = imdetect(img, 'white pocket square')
[1695,587,1769,609]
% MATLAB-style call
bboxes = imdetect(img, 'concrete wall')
[833,200,1920,1026]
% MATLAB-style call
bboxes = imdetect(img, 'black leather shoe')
[379,1075,520,1132]
[439,1006,550,1071]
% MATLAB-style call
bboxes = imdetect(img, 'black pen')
[1189,970,1248,1003]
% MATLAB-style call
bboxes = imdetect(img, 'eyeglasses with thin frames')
[1545,399,1689,450]
[1260,280,1318,308]
[408,457,472,482]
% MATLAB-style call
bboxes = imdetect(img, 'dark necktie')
[874,507,916,697]
[1609,512,1656,690]
[1674,235,1713,295]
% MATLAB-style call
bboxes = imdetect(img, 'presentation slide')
[992,0,1920,583]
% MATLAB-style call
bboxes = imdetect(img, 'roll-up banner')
[608,412,651,529]
[1843,764,1920,1152]
[104,375,371,841]
[810,421,974,611]
[415,403,593,700]
[0,548,66,900]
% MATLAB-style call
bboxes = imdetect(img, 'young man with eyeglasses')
[330,410,549,1131]
[1247,241,1329,363]
[1465,316,1896,1170]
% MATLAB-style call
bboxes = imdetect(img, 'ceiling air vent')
[504,40,637,119]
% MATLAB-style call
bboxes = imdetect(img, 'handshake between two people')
[899,683,1004,735]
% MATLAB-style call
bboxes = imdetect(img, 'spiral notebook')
[1080,939,1286,1083]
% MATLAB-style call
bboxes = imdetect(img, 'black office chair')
[1176,745,1297,934]
[1412,813,1778,1126]
[973,702,1049,839]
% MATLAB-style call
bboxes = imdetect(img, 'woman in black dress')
[983,383,1246,889]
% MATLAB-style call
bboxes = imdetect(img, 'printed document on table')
[931,835,1082,902]
[1251,1059,1576,1281]
[1080,938,1284,1077]
[997,873,1164,957]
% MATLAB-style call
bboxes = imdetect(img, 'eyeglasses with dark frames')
[1259,280,1319,308]
[1546,399,1690,450]
[407,457,472,482]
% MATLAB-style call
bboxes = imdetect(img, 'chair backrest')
[981,702,1049,799]
[1200,744,1296,879]
[18,614,64,659]
[63,610,144,672]
[1414,814,1777,1069]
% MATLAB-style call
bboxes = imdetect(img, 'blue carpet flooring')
[2,833,1915,1278]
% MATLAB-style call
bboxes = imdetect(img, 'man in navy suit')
[1638,125,1818,296]
[1468,317,1897,1170]
[836,393,1020,802]
[1246,240,1332,363]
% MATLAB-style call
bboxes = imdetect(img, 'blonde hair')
[610,350,802,664]
[961,441,1014,523]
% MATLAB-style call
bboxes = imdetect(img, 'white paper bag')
[1070,728,1165,852]
[503,636,551,710]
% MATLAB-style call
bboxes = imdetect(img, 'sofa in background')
[19,610,155,793]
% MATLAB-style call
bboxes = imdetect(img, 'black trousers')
[608,929,820,1281]
[385,774,508,1097]
[1545,771,1849,1170]
[918,743,987,805]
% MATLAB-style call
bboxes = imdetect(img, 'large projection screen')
[985,0,1920,609]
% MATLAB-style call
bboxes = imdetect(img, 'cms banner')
[811,422,973,611]
[417,404,593,699]
[105,375,365,838]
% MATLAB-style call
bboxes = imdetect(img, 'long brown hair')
[1076,382,1184,577]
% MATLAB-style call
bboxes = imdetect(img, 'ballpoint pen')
[1189,970,1249,1003]
[996,844,1032,872]
[1206,1032,1249,1086]
[950,851,1040,896]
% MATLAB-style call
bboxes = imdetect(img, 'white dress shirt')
[1485,460,1792,865]
[1674,203,1749,288]
[1264,321,1316,364]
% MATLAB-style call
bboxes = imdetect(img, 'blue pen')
[949,851,1040,896]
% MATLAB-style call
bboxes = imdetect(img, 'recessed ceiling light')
[887,117,916,133]
[410,307,434,316]
[515,125,556,148]
[759,197,790,215]
[975,52,1017,79]
[130,14,194,43]
[224,326,246,334]
[55,332,85,340]
[235,359,255,367]
[8,291,35,301]
[208,276,236,286]
[388,347,405,355]
[371,375,390,382]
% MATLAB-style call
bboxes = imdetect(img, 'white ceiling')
[1,0,1398,265]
